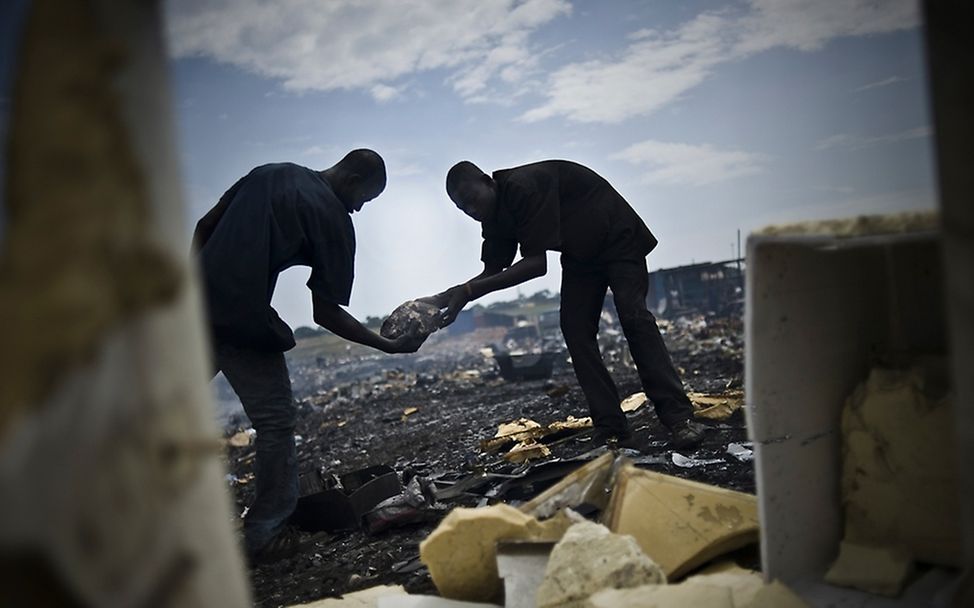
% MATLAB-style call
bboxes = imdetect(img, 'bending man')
[425,159,704,450]
[194,149,425,564]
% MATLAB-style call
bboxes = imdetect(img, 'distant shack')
[647,258,745,318]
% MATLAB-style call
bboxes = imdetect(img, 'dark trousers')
[213,342,298,558]
[560,258,693,434]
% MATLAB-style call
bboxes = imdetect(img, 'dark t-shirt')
[198,163,355,352]
[480,160,658,270]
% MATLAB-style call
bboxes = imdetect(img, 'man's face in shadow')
[451,177,496,222]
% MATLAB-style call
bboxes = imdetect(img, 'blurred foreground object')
[0,1,250,605]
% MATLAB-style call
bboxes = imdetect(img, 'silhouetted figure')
[424,160,705,450]
[194,149,424,564]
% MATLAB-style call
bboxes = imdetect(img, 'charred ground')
[219,312,750,607]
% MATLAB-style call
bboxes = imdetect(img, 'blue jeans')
[214,342,298,558]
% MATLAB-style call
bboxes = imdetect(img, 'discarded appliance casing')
[494,352,557,382]
[745,213,966,604]
[291,465,401,532]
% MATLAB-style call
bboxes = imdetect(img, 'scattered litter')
[519,452,618,520]
[291,465,402,533]
[546,415,591,433]
[391,556,426,574]
[401,406,419,422]
[672,452,724,468]
[503,441,551,463]
[365,476,442,534]
[226,427,255,447]
[482,419,544,451]
[225,472,254,486]
[689,391,744,421]
[620,392,648,412]
[606,463,759,579]
[725,442,753,462]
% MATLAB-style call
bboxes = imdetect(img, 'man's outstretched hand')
[440,284,471,327]
[384,332,427,354]
[416,292,449,309]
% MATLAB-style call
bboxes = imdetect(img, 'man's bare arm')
[440,253,547,325]
[421,263,507,308]
[312,294,424,353]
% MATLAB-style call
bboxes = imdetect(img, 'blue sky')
[163,0,934,326]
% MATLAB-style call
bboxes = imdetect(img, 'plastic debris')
[226,427,256,447]
[671,452,724,468]
[725,442,753,462]
[364,476,442,534]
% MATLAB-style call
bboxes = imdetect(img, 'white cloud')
[522,0,919,124]
[855,75,906,92]
[611,140,769,186]
[814,126,931,151]
[370,83,402,102]
[165,0,570,98]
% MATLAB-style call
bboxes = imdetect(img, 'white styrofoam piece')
[744,229,952,607]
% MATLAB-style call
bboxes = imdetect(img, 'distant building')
[447,307,516,335]
[646,258,745,317]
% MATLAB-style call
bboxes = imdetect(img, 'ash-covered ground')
[218,312,749,607]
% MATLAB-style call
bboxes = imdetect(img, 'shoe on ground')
[591,427,644,452]
[250,525,327,566]
[668,419,707,449]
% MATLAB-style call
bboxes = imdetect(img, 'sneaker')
[591,428,644,452]
[668,419,707,449]
[250,525,326,566]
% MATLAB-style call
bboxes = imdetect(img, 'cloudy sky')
[162,0,935,326]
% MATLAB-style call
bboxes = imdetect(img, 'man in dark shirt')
[194,149,425,564]
[425,160,705,450]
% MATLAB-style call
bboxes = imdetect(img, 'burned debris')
[218,303,755,607]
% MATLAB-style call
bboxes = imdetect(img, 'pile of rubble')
[290,454,806,608]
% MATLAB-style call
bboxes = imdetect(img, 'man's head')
[446,161,497,222]
[324,149,387,213]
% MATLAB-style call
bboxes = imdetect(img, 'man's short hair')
[446,161,485,200]
[341,148,386,192]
